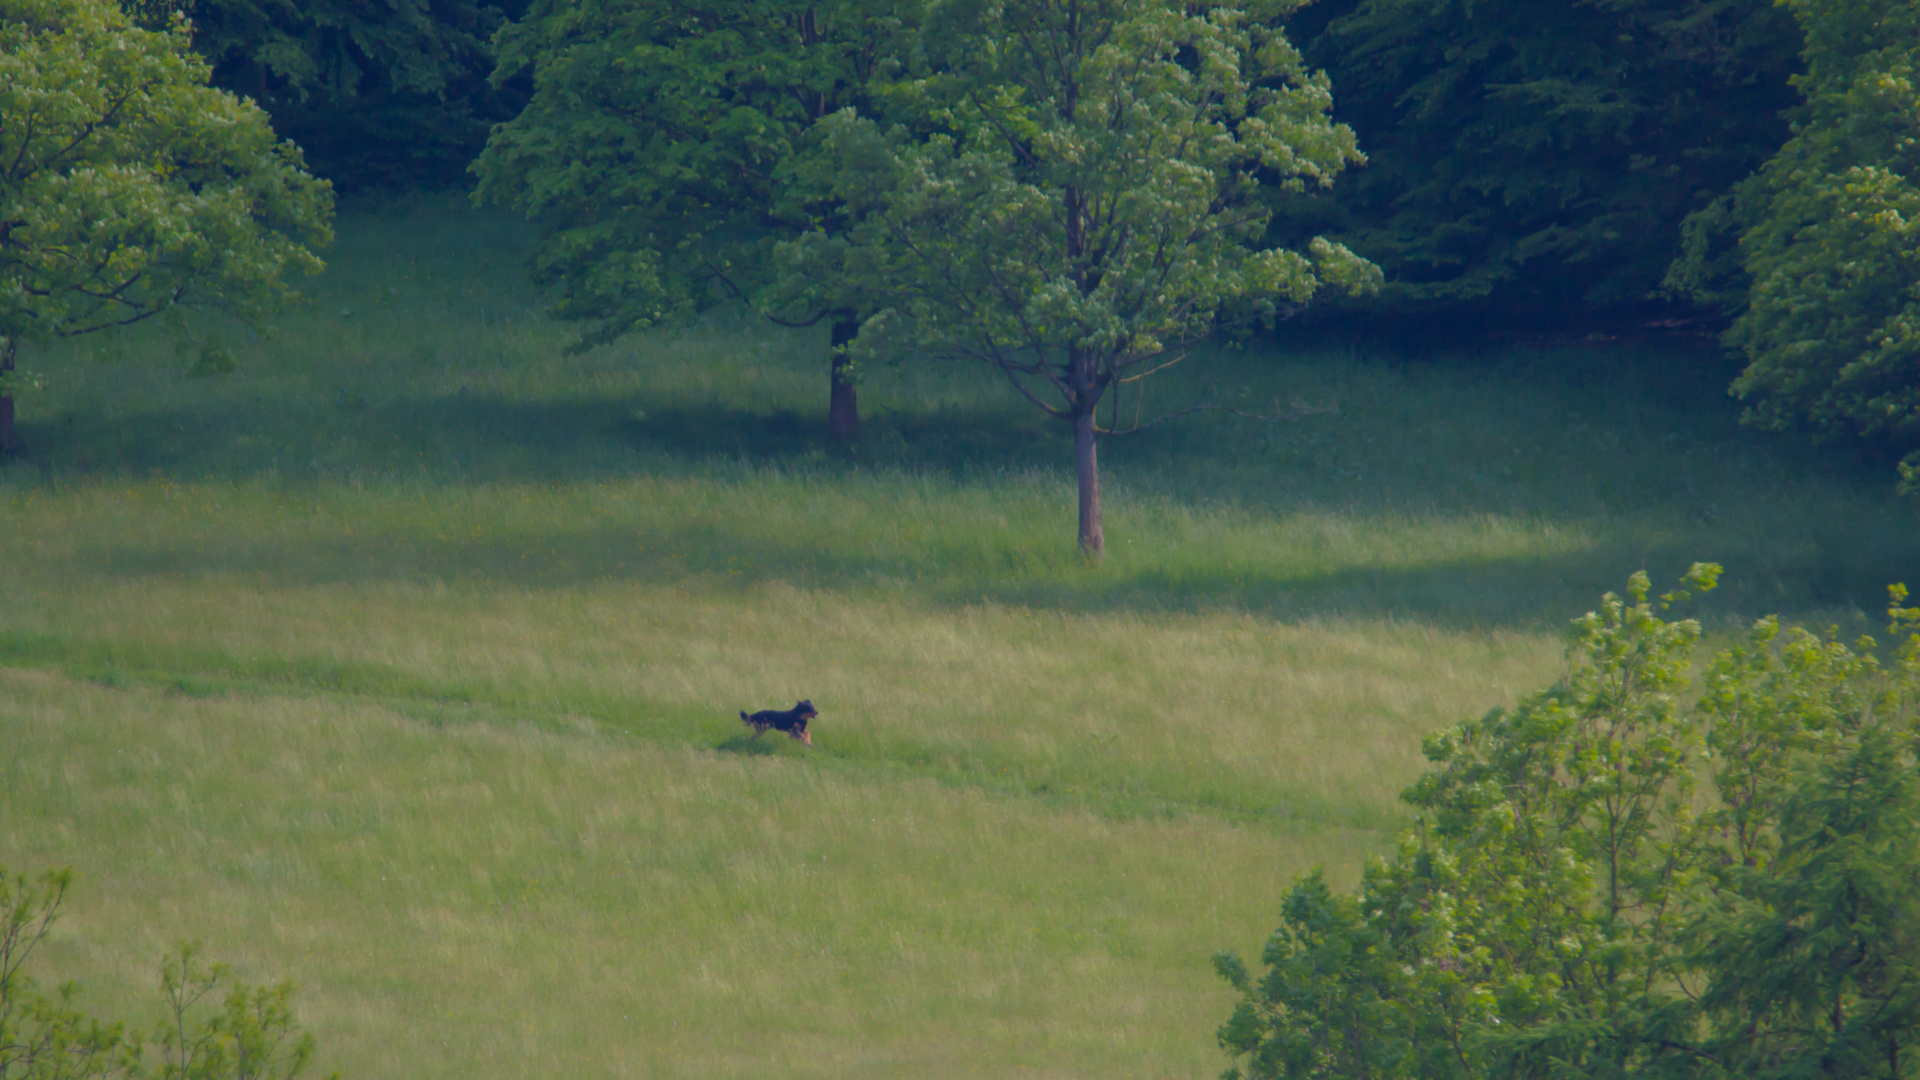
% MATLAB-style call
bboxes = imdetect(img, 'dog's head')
[793,700,817,745]
[795,700,818,720]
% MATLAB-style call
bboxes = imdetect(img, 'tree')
[771,0,1378,555]
[0,0,334,456]
[1213,569,1920,1080]
[1216,567,1721,1080]
[1271,0,1801,323]
[471,0,905,438]
[1677,0,1920,496]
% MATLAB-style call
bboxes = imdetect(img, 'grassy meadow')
[3,193,1916,1080]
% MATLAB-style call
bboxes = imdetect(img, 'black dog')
[740,700,817,745]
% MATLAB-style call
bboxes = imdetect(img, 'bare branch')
[1097,397,1337,437]
[761,307,834,329]
[1117,350,1188,383]
[996,357,1070,417]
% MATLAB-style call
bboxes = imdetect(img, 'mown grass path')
[3,196,1914,1079]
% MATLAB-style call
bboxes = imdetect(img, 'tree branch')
[1097,397,1336,437]
[995,356,1069,417]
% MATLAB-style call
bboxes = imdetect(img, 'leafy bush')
[0,866,332,1080]
[1216,566,1920,1080]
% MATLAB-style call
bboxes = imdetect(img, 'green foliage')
[1,864,330,1080]
[160,0,501,102]
[120,0,516,190]
[1,867,141,1079]
[1691,724,1920,1079]
[1279,0,1800,315]
[471,0,904,350]
[1684,0,1920,496]
[1213,871,1412,1079]
[0,0,332,342]
[771,0,1377,551]
[0,0,331,450]
[1216,568,1920,1080]
[152,944,320,1080]
[1687,587,1920,1079]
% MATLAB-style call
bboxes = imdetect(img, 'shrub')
[0,865,333,1080]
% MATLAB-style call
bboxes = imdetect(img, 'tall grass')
[4,668,1364,1080]
[2,192,1915,1079]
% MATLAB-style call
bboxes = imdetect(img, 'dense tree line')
[7,0,1917,499]
[1271,0,1804,319]
[119,0,527,189]
[467,0,1917,500]
[1273,0,1917,487]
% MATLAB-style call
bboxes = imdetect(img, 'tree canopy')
[0,0,334,453]
[771,0,1378,554]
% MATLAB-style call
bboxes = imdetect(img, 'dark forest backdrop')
[119,0,533,189]
[109,0,1914,494]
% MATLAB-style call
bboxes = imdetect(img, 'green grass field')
[3,193,1916,1080]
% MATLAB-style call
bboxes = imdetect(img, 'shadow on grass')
[17,353,1920,628]
[52,509,1915,630]
[714,733,813,756]
[20,391,1066,485]
[19,341,1907,526]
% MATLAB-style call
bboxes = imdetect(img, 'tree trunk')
[828,314,859,439]
[1074,404,1103,557]
[0,336,16,457]
[1071,346,1104,558]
